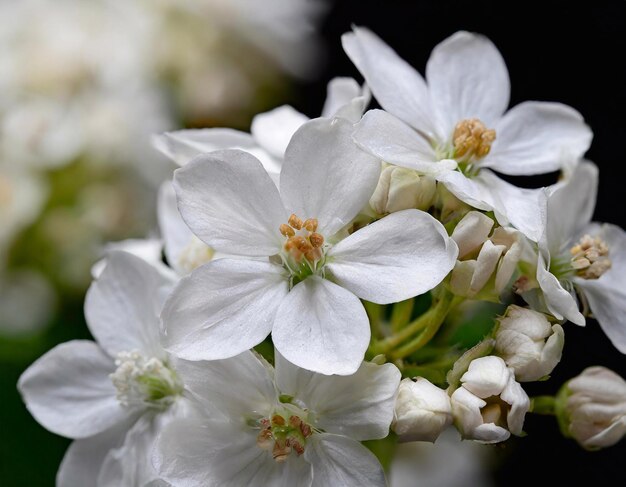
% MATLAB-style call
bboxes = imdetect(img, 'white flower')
[494,305,564,382]
[162,118,458,375]
[154,351,400,487]
[18,252,189,486]
[531,161,626,353]
[393,378,452,443]
[449,211,523,298]
[343,28,592,242]
[451,356,529,443]
[153,76,369,178]
[562,366,626,450]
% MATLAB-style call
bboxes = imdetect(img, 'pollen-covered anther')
[309,232,324,248]
[453,118,496,159]
[288,213,303,230]
[256,413,314,461]
[570,234,611,279]
[303,218,318,232]
[272,440,291,462]
[280,224,295,237]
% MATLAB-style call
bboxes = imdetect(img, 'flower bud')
[393,378,453,443]
[560,366,626,450]
[370,166,436,214]
[451,356,529,444]
[495,305,564,382]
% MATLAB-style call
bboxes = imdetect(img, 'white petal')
[280,118,380,236]
[85,251,174,358]
[321,77,370,122]
[471,423,511,443]
[305,433,386,487]
[450,211,494,259]
[162,259,288,360]
[251,105,309,159]
[460,356,510,398]
[545,161,598,253]
[153,128,282,174]
[275,353,400,440]
[426,31,509,131]
[326,210,458,304]
[576,223,626,353]
[18,340,127,439]
[500,377,530,435]
[175,352,277,419]
[584,418,626,450]
[174,150,287,256]
[92,238,167,280]
[486,101,592,175]
[342,27,442,139]
[352,110,441,173]
[158,181,196,274]
[537,253,585,325]
[57,420,130,487]
[272,276,369,376]
[469,240,506,295]
[478,171,548,243]
[155,418,312,487]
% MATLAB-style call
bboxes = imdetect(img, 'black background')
[294,1,626,485]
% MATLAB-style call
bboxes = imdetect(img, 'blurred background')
[1,0,624,485]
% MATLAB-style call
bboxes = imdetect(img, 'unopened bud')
[370,166,436,214]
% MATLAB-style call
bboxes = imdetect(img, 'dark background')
[294,1,626,486]
[2,1,625,485]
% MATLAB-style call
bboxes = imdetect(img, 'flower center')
[452,118,496,162]
[110,350,183,410]
[480,396,509,428]
[279,213,327,285]
[254,411,314,462]
[569,234,611,280]
[177,235,215,273]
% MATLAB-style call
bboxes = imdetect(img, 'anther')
[288,214,303,230]
[272,440,291,462]
[271,414,286,427]
[453,119,496,160]
[280,224,295,237]
[309,233,324,248]
[303,218,318,232]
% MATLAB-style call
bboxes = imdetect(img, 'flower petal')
[275,353,400,440]
[545,161,598,253]
[251,105,309,159]
[155,417,313,487]
[152,128,282,174]
[272,276,369,376]
[321,77,370,122]
[280,117,380,236]
[174,149,287,256]
[537,253,585,325]
[57,420,130,487]
[18,340,127,439]
[576,223,626,353]
[305,433,386,487]
[326,210,458,304]
[352,110,442,173]
[486,101,592,175]
[426,31,510,132]
[342,27,441,139]
[85,251,174,358]
[158,181,196,274]
[162,258,288,360]
[175,352,277,419]
[460,356,511,398]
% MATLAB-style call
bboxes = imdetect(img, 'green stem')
[389,292,460,360]
[364,301,384,340]
[530,395,557,416]
[368,307,435,356]
[390,299,415,332]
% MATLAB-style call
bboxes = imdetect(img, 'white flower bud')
[495,305,564,382]
[450,213,522,298]
[393,378,453,443]
[370,166,436,214]
[451,356,529,444]
[564,366,626,450]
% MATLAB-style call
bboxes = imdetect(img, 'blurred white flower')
[344,27,592,242]
[562,366,626,450]
[18,252,190,486]
[451,356,529,443]
[393,378,452,443]
[495,305,564,381]
[154,351,400,487]
[162,118,457,375]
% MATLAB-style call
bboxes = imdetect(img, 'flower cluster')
[19,28,626,486]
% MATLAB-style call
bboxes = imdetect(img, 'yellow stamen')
[453,118,496,160]
[570,234,611,280]
[303,218,318,232]
[309,233,324,248]
[280,223,295,237]
[288,214,303,230]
